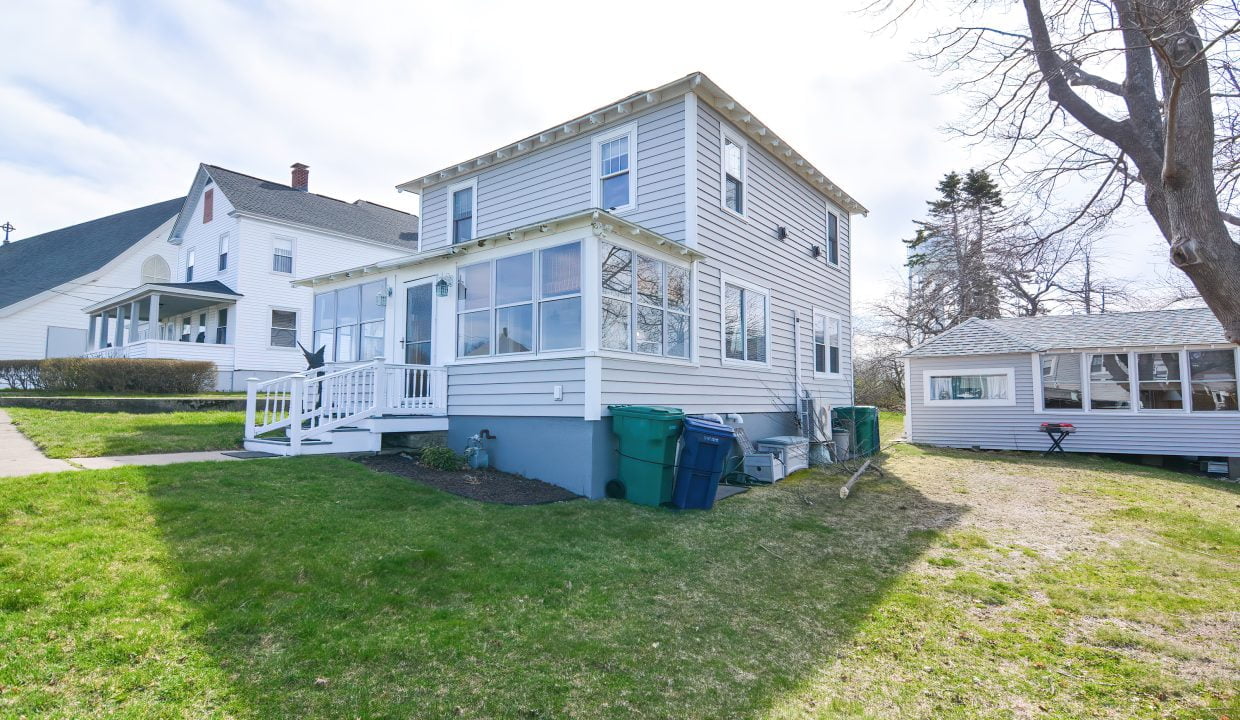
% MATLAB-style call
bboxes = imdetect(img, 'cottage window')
[218,233,229,271]
[1088,353,1132,410]
[593,126,636,213]
[1189,349,1238,412]
[270,309,297,348]
[813,310,841,375]
[723,133,746,215]
[723,279,766,364]
[1137,352,1183,410]
[601,243,690,358]
[1040,353,1083,409]
[827,212,840,266]
[451,181,476,243]
[272,238,293,274]
[185,250,195,282]
[457,242,581,359]
[925,368,1014,405]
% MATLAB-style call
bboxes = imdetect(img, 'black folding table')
[1039,423,1076,456]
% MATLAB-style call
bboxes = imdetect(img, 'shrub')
[37,358,217,394]
[0,361,44,390]
[419,444,463,471]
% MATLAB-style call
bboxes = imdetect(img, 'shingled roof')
[170,165,419,250]
[0,198,183,310]
[904,308,1227,357]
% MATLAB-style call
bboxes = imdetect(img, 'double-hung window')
[1088,353,1132,410]
[826,212,839,266]
[722,132,746,216]
[1137,352,1182,409]
[925,368,1014,405]
[722,278,767,364]
[593,125,636,213]
[813,310,841,375]
[1189,349,1238,411]
[600,243,690,358]
[218,233,229,271]
[185,250,195,282]
[313,281,387,362]
[273,238,293,274]
[457,242,582,358]
[215,308,228,344]
[270,309,297,348]
[451,180,476,243]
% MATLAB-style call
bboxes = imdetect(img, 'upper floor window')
[925,369,1014,405]
[203,189,214,223]
[1189,350,1238,412]
[218,233,229,271]
[601,244,691,358]
[185,249,195,282]
[827,212,840,265]
[273,238,293,274]
[451,180,476,243]
[457,242,582,358]
[593,125,637,213]
[722,276,767,364]
[813,310,841,375]
[722,132,746,216]
[141,255,170,284]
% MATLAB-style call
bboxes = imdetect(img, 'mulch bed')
[357,453,582,505]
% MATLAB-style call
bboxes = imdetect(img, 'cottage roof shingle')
[0,198,184,310]
[904,308,1227,357]
[202,165,419,249]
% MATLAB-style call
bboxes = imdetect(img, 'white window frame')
[269,307,299,350]
[448,177,479,244]
[591,123,638,214]
[272,236,295,275]
[185,249,195,282]
[826,210,840,267]
[812,307,843,378]
[599,241,693,360]
[923,367,1016,407]
[217,232,229,272]
[720,125,748,219]
[719,272,771,368]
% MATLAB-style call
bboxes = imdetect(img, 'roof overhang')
[83,283,242,314]
[396,72,868,217]
[294,209,705,287]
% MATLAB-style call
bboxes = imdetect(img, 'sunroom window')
[1040,353,1083,409]
[601,243,690,358]
[1189,349,1238,412]
[1137,352,1183,410]
[1089,353,1131,410]
[313,280,386,362]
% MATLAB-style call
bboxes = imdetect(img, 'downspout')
[792,309,803,432]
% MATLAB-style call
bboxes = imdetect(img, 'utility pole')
[0,222,13,244]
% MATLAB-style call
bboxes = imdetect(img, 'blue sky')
[0,0,1163,309]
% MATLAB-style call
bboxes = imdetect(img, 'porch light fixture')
[775,226,788,241]
[436,276,452,297]
[811,245,821,258]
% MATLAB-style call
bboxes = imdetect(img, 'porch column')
[98,312,109,349]
[148,293,161,343]
[113,307,125,348]
[87,314,97,351]
[127,300,140,345]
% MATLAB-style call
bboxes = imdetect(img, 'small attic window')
[203,189,214,223]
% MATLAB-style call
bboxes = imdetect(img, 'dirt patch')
[357,453,581,505]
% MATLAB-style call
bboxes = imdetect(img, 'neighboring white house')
[0,198,184,360]
[901,308,1240,476]
[242,72,868,498]
[81,163,420,389]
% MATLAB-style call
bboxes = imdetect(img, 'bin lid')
[608,405,685,419]
[756,435,808,447]
[683,416,736,437]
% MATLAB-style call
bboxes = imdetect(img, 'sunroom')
[82,281,241,369]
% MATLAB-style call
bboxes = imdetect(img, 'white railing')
[85,346,126,358]
[245,359,446,451]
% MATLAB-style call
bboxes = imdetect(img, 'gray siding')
[420,100,686,250]
[600,102,853,419]
[447,358,585,417]
[908,353,1240,455]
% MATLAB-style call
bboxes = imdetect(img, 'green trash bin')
[832,406,880,457]
[608,405,685,506]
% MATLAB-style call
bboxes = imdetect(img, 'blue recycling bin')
[672,417,737,510]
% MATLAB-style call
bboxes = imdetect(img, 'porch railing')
[244,359,446,450]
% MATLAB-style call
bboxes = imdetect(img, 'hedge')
[0,359,218,394]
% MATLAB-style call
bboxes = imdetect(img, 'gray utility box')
[755,436,810,474]
[743,453,786,483]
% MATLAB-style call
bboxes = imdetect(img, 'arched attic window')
[141,255,171,284]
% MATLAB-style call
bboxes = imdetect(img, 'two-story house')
[242,72,866,498]
[82,163,420,389]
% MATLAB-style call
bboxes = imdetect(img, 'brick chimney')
[291,163,309,192]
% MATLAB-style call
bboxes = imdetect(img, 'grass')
[5,407,245,458]
[0,425,1237,718]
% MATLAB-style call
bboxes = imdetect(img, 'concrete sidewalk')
[0,409,76,477]
[71,450,261,470]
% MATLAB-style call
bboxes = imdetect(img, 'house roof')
[903,308,1228,357]
[0,197,183,311]
[83,280,242,314]
[170,164,420,250]
[396,72,868,217]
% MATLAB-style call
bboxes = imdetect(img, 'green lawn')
[2,438,1236,718]
[5,408,245,458]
